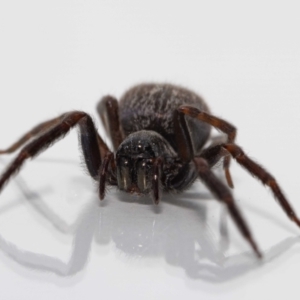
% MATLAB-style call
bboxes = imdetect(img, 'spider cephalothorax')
[115,130,197,195]
[116,130,172,194]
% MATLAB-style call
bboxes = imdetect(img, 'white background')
[0,0,300,299]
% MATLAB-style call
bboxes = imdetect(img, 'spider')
[0,83,299,258]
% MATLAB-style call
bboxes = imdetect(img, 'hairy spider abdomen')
[119,83,211,155]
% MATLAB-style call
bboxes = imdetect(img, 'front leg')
[97,96,124,151]
[0,111,112,199]
[0,113,67,154]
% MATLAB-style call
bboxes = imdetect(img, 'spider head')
[115,130,175,195]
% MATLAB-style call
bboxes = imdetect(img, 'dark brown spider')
[0,83,299,258]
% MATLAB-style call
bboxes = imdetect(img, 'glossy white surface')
[0,1,300,299]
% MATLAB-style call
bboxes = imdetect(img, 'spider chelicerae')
[0,83,299,258]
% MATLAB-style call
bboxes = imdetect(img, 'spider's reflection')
[0,158,299,282]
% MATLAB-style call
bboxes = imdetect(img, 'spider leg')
[178,106,236,188]
[173,109,194,162]
[221,143,300,227]
[99,152,114,200]
[194,157,262,258]
[0,113,67,154]
[97,96,124,151]
[0,111,111,195]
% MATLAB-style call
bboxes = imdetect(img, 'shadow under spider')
[0,158,299,283]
